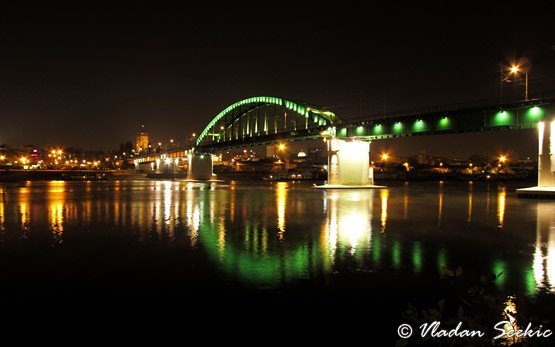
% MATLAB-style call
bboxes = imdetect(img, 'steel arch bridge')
[196,96,338,151]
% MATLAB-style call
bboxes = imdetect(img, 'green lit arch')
[196,96,337,146]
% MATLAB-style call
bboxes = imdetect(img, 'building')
[135,132,149,153]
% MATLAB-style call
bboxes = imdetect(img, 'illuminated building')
[135,132,149,153]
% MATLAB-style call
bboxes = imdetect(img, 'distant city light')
[499,155,508,163]
[381,152,389,161]
[277,143,286,151]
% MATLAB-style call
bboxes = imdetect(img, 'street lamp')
[499,155,507,163]
[509,64,529,101]
[380,152,389,161]
[186,132,197,149]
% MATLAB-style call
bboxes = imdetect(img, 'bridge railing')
[357,93,555,123]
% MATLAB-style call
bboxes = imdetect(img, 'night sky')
[1,1,554,158]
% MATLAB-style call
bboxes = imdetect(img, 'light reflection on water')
[0,180,553,296]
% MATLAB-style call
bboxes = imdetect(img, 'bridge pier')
[518,120,555,197]
[316,138,384,189]
[187,152,216,181]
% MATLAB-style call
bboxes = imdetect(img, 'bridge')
[134,96,555,194]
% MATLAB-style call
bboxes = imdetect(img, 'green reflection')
[413,241,423,273]
[194,187,375,286]
[437,248,447,275]
[524,268,536,297]
[372,233,381,265]
[493,260,507,288]
[392,240,401,269]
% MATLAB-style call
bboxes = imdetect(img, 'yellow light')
[278,143,286,151]
[192,133,196,137]
[499,155,507,163]
[381,152,389,161]
[0,155,5,161]
[510,65,520,74]
[439,162,443,166]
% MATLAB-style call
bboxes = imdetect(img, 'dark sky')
[0,1,554,158]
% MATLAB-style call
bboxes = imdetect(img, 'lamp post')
[509,63,529,101]
[186,132,197,149]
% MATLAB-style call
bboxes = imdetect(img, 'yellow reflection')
[437,182,444,225]
[467,183,473,222]
[163,181,175,239]
[380,189,388,233]
[533,242,544,290]
[486,185,491,214]
[403,185,409,220]
[229,187,236,223]
[323,192,338,263]
[548,236,555,293]
[218,216,226,255]
[497,186,506,228]
[500,296,521,345]
[0,188,5,231]
[113,180,121,225]
[324,190,373,256]
[276,182,288,240]
[532,202,555,293]
[47,181,66,243]
[18,183,31,232]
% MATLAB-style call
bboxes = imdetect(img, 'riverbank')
[0,169,146,181]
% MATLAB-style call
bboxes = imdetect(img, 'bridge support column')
[187,152,216,180]
[518,119,555,197]
[538,121,555,186]
[325,138,375,186]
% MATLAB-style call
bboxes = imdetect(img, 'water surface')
[1,180,553,337]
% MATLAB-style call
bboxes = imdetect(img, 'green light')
[438,116,450,130]
[373,124,383,135]
[412,119,427,132]
[393,121,404,133]
[196,96,336,145]
[493,110,512,126]
[339,128,347,137]
[526,106,543,122]
[355,126,364,136]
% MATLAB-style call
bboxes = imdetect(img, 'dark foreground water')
[0,180,554,343]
